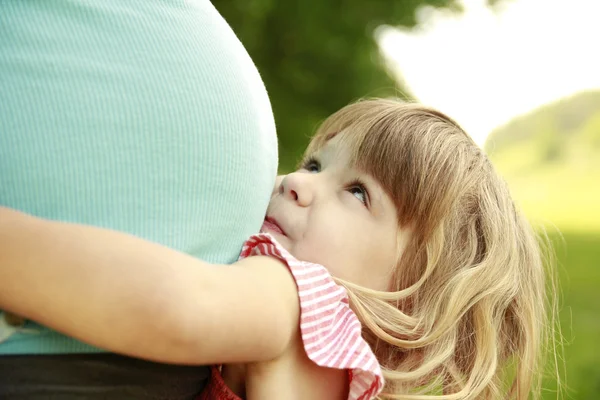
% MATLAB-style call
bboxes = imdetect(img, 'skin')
[0,137,408,399]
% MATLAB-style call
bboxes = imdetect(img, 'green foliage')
[580,112,600,149]
[486,90,600,232]
[213,0,461,171]
[485,91,600,163]
[537,118,563,163]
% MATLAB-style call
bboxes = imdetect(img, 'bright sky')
[378,0,600,146]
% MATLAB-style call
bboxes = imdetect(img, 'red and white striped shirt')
[199,233,384,400]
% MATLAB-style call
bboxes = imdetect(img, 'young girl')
[0,99,558,399]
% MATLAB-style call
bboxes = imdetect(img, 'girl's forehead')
[308,129,362,159]
[308,132,359,165]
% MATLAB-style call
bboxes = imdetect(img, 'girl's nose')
[279,173,314,207]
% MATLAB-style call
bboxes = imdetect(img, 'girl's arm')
[0,207,299,364]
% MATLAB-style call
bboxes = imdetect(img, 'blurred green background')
[485,91,600,399]
[212,0,599,398]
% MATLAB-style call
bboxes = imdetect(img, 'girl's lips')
[261,217,286,236]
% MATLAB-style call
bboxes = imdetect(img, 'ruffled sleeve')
[240,234,384,400]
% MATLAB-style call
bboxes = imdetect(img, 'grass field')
[540,231,600,399]
[493,150,600,399]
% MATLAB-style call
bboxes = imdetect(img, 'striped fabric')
[239,234,384,399]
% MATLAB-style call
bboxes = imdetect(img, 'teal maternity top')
[0,0,278,354]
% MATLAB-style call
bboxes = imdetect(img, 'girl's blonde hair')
[304,99,560,399]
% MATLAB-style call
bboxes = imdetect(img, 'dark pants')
[0,353,210,399]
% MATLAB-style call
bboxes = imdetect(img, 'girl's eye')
[301,157,320,173]
[347,180,369,207]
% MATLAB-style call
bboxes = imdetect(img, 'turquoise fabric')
[0,0,277,354]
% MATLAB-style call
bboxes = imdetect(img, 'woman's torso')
[0,0,277,354]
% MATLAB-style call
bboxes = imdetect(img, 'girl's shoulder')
[240,234,384,400]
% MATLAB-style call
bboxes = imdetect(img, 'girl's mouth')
[261,217,286,236]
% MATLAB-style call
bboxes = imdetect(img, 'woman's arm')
[0,207,299,364]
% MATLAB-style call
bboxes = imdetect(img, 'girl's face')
[263,135,410,291]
